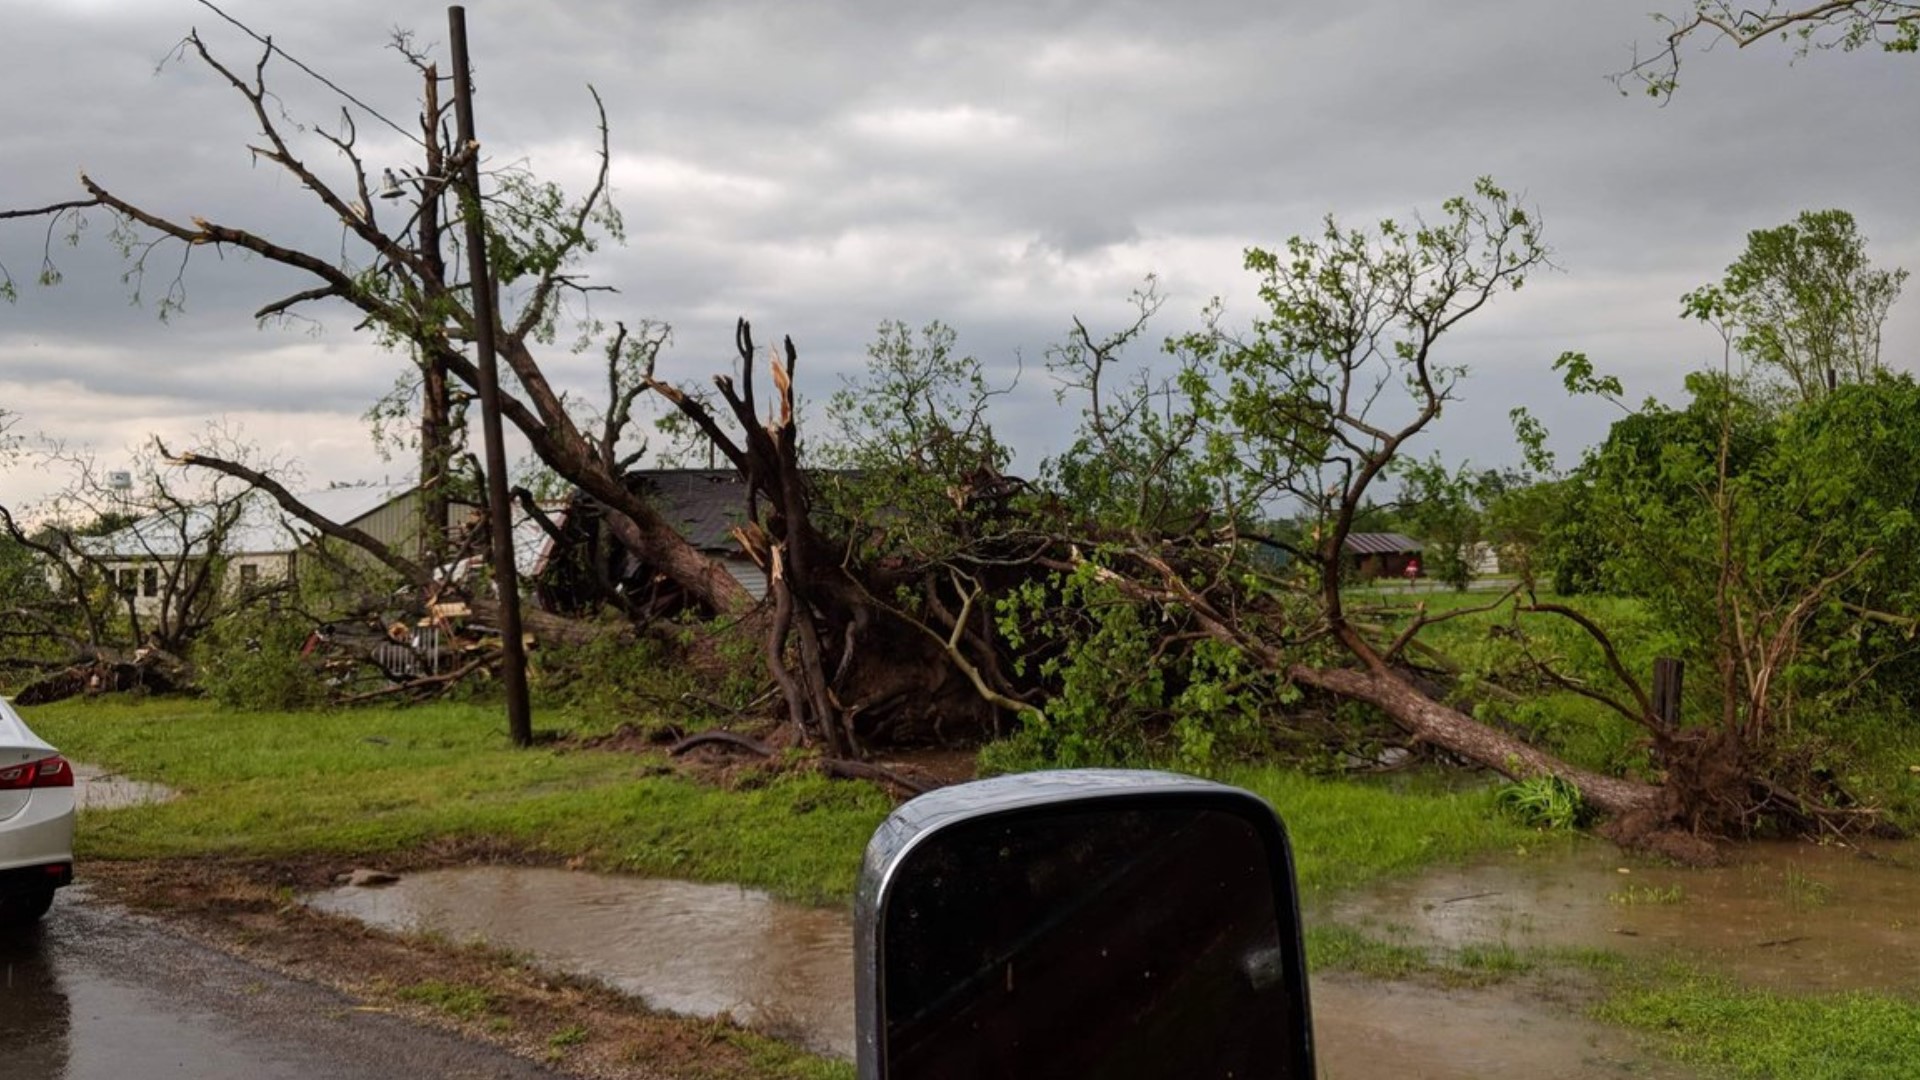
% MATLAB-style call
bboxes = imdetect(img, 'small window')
[142,567,159,597]
[115,568,137,598]
[239,563,260,587]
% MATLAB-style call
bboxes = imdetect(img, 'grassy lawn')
[25,696,1549,905]
[28,697,892,904]
[1596,972,1920,1080]
[31,694,1920,1079]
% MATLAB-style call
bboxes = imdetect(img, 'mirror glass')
[873,795,1311,1079]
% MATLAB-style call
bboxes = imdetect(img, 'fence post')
[1652,657,1683,727]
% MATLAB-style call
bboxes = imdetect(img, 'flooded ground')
[69,763,174,811]
[308,861,1703,1075]
[308,867,856,1057]
[1332,839,1920,994]
[304,838,1918,1073]
[1310,976,1693,1079]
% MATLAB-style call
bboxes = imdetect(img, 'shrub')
[195,610,326,710]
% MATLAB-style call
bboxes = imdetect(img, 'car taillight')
[0,755,74,790]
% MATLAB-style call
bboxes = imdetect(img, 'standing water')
[308,860,1708,1075]
[71,763,175,810]
[1333,840,1920,993]
[308,867,855,1057]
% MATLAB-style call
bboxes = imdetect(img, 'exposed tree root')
[668,730,774,758]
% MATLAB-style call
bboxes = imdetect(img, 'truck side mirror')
[854,770,1315,1079]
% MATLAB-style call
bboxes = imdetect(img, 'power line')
[194,0,426,147]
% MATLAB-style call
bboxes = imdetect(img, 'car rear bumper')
[0,861,72,897]
[0,790,75,891]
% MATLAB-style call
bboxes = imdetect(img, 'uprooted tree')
[3,19,1890,854]
[0,20,1007,756]
[1033,183,1673,825]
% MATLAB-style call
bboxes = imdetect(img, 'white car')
[0,698,75,923]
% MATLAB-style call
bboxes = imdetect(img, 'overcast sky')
[2,0,1914,511]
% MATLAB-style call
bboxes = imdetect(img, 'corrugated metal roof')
[1342,532,1424,555]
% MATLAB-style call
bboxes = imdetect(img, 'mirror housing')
[854,770,1314,1079]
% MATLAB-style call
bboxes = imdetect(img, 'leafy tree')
[816,320,1015,562]
[0,425,296,703]
[1546,358,1920,837]
[1393,459,1532,591]
[1043,280,1219,536]
[1000,181,1676,824]
[1683,210,1907,406]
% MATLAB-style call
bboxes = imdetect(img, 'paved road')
[0,887,558,1080]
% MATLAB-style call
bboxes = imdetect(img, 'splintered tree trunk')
[1288,663,1661,818]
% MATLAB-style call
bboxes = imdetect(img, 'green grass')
[27,697,1551,907]
[393,978,495,1021]
[26,697,891,904]
[1221,765,1557,898]
[1608,883,1686,906]
[1597,973,1920,1080]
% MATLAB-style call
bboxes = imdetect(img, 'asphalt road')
[0,887,559,1080]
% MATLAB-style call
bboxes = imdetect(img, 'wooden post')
[1652,657,1683,728]
[449,5,533,747]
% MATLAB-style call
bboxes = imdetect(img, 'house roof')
[1342,532,1425,555]
[80,481,416,560]
[629,470,754,552]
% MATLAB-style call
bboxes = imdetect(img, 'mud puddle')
[307,867,855,1057]
[69,763,174,811]
[310,863,1705,1075]
[1312,976,1693,1079]
[1332,839,1920,994]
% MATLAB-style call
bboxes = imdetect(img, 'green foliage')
[1495,774,1588,830]
[1394,458,1536,591]
[815,320,1015,565]
[994,561,1283,771]
[531,628,740,730]
[1040,280,1221,534]
[1630,3,1920,100]
[1562,372,1920,731]
[1687,208,1906,405]
[1161,178,1549,599]
[193,609,326,711]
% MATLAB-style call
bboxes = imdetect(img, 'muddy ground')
[77,853,836,1080]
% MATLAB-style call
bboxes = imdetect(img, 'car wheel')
[0,888,55,925]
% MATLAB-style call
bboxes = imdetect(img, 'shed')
[1342,532,1425,580]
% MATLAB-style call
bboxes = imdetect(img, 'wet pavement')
[0,889,555,1079]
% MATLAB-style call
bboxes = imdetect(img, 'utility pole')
[449,5,532,746]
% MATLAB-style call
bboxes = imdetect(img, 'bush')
[529,622,766,733]
[195,610,326,710]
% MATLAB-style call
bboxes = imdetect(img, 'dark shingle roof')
[631,470,754,552]
[1342,532,1424,555]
